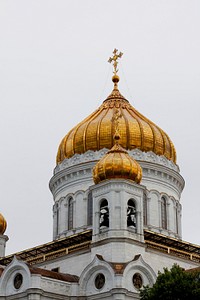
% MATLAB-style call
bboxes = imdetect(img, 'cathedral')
[0,50,199,299]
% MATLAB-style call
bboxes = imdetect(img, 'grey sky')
[0,0,199,254]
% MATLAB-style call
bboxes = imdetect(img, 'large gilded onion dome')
[57,62,176,164]
[93,135,142,184]
[0,213,7,235]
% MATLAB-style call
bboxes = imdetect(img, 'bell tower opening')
[99,199,109,229]
[127,199,137,229]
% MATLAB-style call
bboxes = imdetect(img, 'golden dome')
[93,140,142,184]
[0,213,7,235]
[57,82,176,164]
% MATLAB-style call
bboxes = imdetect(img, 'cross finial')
[108,48,123,75]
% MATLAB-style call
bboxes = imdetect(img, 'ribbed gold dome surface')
[93,142,142,184]
[57,84,176,164]
[0,213,7,235]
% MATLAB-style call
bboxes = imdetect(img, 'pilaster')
[0,234,8,257]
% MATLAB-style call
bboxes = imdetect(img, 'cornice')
[54,149,179,174]
[90,179,145,197]
[50,150,183,199]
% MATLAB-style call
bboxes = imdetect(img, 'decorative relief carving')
[146,153,156,162]
[41,278,70,294]
[50,167,93,194]
[13,273,23,290]
[54,149,178,174]
[95,273,105,289]
[51,163,183,196]
[132,272,143,289]
[50,150,183,197]
[92,181,143,197]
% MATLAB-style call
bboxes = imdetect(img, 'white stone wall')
[50,149,183,240]
[90,180,145,243]
[0,257,72,299]
[1,239,199,300]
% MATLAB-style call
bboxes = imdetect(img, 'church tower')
[92,124,144,246]
[50,49,184,246]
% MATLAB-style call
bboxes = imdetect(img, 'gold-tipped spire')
[56,50,177,164]
[108,48,123,86]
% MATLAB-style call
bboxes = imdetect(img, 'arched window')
[127,199,136,228]
[68,197,73,230]
[175,202,179,234]
[161,196,167,229]
[87,191,93,226]
[143,193,147,226]
[56,202,59,235]
[100,199,109,228]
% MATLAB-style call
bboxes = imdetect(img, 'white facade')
[50,148,184,241]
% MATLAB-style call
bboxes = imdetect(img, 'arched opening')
[161,196,167,229]
[127,199,136,228]
[87,191,93,226]
[100,199,109,229]
[175,202,179,234]
[68,197,73,230]
[143,192,147,226]
[56,202,59,236]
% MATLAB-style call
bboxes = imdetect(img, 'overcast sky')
[0,0,200,255]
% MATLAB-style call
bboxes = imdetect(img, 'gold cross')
[108,49,123,75]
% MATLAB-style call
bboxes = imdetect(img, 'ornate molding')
[90,180,144,197]
[50,150,184,200]
[54,149,179,174]
[41,277,71,294]
[50,167,183,202]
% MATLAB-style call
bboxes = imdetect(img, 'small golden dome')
[57,83,176,164]
[93,141,142,184]
[0,213,7,235]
